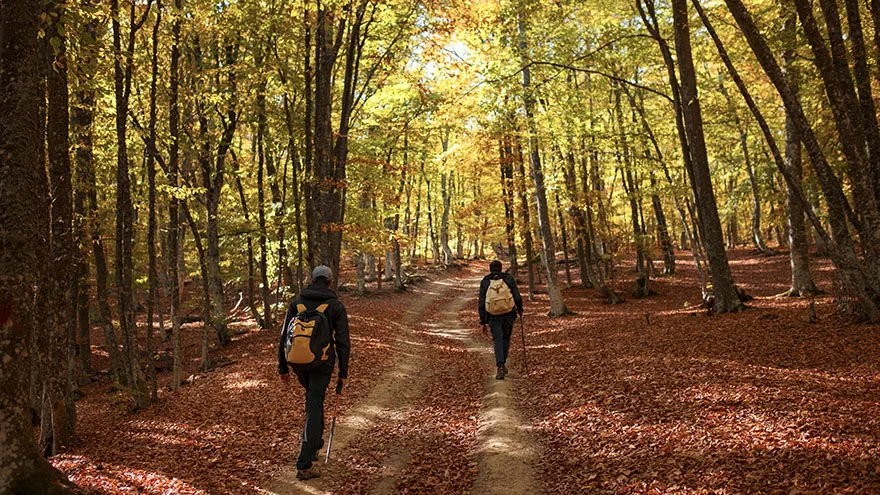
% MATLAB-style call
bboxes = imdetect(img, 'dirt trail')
[265,273,542,495]
[264,279,451,495]
[431,278,543,495]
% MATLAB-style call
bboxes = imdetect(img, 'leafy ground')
[50,250,880,494]
[517,250,880,494]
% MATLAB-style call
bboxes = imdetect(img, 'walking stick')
[325,380,343,463]
[519,313,528,374]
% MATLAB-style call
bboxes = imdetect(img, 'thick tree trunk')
[308,6,348,280]
[796,0,880,269]
[518,8,566,316]
[673,0,743,313]
[355,253,366,294]
[0,0,80,487]
[781,8,816,297]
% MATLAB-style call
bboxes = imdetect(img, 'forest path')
[264,270,542,494]
[264,277,452,495]
[429,276,543,495]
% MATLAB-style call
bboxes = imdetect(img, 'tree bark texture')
[0,0,81,488]
[672,0,743,313]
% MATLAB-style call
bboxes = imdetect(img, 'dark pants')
[488,315,514,367]
[294,359,334,470]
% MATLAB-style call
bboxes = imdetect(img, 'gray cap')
[312,265,333,281]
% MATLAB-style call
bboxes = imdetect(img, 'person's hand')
[279,373,291,384]
[336,377,347,394]
[481,324,488,335]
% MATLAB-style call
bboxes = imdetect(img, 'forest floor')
[50,249,880,494]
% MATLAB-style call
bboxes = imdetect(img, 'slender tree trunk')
[234,157,265,328]
[257,123,273,327]
[555,191,572,288]
[515,137,537,299]
[169,0,183,390]
[426,176,441,264]
[111,0,148,408]
[43,3,76,452]
[182,205,213,371]
[518,7,566,316]
[716,72,775,254]
[144,0,162,403]
[439,135,453,265]
[614,85,646,275]
[500,137,519,280]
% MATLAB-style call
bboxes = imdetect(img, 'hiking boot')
[496,367,505,380]
[296,466,320,481]
[502,365,509,375]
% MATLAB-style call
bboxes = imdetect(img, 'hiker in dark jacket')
[278,265,350,481]
[479,260,523,380]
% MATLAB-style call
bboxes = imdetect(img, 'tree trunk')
[781,6,816,297]
[426,176,441,264]
[145,0,162,403]
[42,1,76,453]
[439,136,453,265]
[555,191,573,288]
[182,205,213,372]
[111,0,148,408]
[499,137,519,280]
[257,122,273,328]
[0,0,81,487]
[716,71,775,255]
[169,0,183,390]
[672,0,743,313]
[234,156,266,328]
[515,137,537,299]
[614,85,646,275]
[518,7,566,316]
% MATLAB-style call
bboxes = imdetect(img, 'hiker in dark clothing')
[479,260,524,380]
[278,265,350,481]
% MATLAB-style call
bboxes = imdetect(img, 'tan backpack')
[485,277,515,315]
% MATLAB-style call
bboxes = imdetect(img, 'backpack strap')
[295,300,329,314]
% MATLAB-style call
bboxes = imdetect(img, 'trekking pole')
[519,314,529,375]
[325,380,342,463]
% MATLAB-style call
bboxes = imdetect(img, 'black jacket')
[478,271,524,325]
[278,282,350,378]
